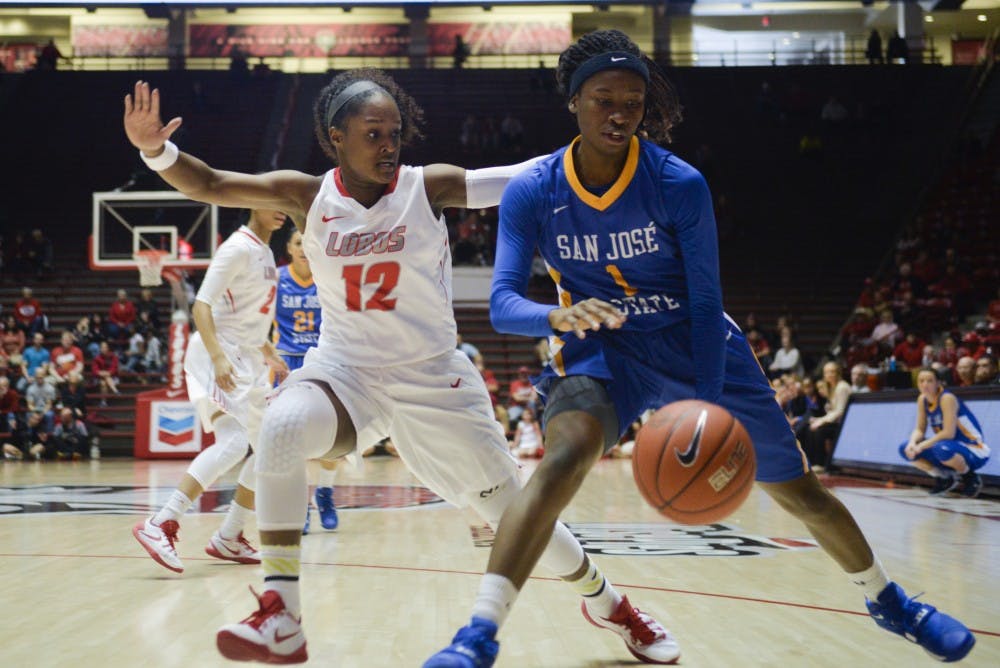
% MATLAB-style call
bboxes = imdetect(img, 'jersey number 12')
[343,262,400,311]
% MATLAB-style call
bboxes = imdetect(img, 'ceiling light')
[977,15,987,22]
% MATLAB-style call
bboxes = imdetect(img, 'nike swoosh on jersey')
[676,409,707,467]
[553,205,569,214]
[322,215,346,222]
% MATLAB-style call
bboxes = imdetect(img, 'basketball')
[632,400,756,525]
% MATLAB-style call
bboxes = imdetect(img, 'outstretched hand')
[124,80,182,155]
[548,298,626,339]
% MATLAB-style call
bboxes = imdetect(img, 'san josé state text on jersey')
[539,143,696,330]
[274,265,321,353]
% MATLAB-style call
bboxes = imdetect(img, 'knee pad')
[237,453,256,492]
[542,375,620,452]
[256,381,339,476]
[187,415,250,489]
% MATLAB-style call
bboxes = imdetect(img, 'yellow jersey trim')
[563,135,640,212]
[288,265,314,289]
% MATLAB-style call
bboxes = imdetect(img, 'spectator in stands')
[868,309,901,352]
[87,313,109,354]
[452,34,470,69]
[52,407,89,460]
[2,411,48,461]
[937,335,959,371]
[974,355,999,386]
[14,287,47,336]
[36,39,67,71]
[107,289,137,344]
[1,315,26,358]
[456,333,483,367]
[746,329,772,368]
[459,114,480,153]
[92,341,120,396]
[893,332,926,371]
[0,377,19,429]
[806,362,851,470]
[49,330,84,385]
[792,376,824,446]
[509,406,544,459]
[959,330,986,360]
[865,30,883,65]
[25,367,56,432]
[73,316,101,359]
[58,371,87,422]
[143,332,164,376]
[820,96,848,125]
[887,31,909,64]
[954,356,976,387]
[892,262,926,300]
[932,264,973,315]
[25,228,53,276]
[507,365,538,425]
[4,355,27,393]
[850,364,871,394]
[769,329,804,378]
[123,330,147,374]
[500,112,525,154]
[229,46,249,80]
[136,288,162,332]
[22,332,50,381]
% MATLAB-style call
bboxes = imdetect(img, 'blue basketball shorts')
[275,353,306,387]
[898,439,989,472]
[535,317,810,483]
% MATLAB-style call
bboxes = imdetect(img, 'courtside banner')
[148,400,203,455]
[72,25,169,57]
[189,23,409,57]
[427,22,570,56]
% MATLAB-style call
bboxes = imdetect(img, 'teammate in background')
[456,29,976,666]
[900,368,990,498]
[124,69,675,666]
[132,208,290,573]
[273,229,338,533]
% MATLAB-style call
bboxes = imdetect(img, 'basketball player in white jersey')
[124,71,676,666]
[132,208,289,573]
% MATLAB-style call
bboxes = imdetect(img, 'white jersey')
[303,166,456,367]
[195,225,278,348]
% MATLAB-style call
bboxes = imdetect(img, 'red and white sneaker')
[582,595,681,664]
[132,517,183,573]
[217,588,308,664]
[205,531,261,564]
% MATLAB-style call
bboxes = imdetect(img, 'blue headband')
[324,80,388,129]
[568,51,650,98]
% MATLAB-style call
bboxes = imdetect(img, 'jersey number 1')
[343,262,400,311]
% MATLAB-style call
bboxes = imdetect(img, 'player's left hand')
[265,355,290,384]
[548,298,626,339]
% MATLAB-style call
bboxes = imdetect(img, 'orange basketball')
[632,400,756,525]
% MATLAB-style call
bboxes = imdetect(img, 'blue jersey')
[492,136,725,401]
[924,389,986,447]
[273,265,321,356]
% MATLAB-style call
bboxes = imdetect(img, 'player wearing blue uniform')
[274,230,338,533]
[432,30,975,666]
[900,368,990,498]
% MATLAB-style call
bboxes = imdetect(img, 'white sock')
[219,501,251,540]
[317,468,336,488]
[471,573,519,628]
[848,555,890,600]
[153,490,193,525]
[569,560,622,618]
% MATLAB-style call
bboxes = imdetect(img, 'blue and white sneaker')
[423,617,499,668]
[315,486,338,531]
[302,507,311,536]
[867,582,975,662]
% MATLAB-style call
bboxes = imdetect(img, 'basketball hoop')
[134,249,169,287]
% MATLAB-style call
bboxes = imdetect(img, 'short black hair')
[556,29,682,144]
[313,68,425,165]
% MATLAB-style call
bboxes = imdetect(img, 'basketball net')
[133,249,169,287]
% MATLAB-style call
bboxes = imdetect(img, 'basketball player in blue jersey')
[900,369,990,498]
[433,29,976,665]
[273,229,338,533]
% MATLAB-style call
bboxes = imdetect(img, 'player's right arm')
[191,242,245,392]
[904,396,928,459]
[123,81,319,228]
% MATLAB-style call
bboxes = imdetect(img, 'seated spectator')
[143,333,164,376]
[107,289,137,344]
[954,356,976,387]
[0,376,19,427]
[58,371,88,420]
[893,332,926,371]
[507,365,538,425]
[1,315,26,357]
[892,262,926,300]
[805,362,851,470]
[850,364,871,393]
[937,335,959,371]
[791,376,824,446]
[136,288,162,332]
[73,316,101,359]
[607,419,641,459]
[25,228,53,276]
[4,355,28,393]
[500,112,524,154]
[14,286,47,336]
[2,411,49,461]
[91,341,120,396]
[769,329,803,378]
[52,407,89,460]
[123,331,146,374]
[747,329,772,368]
[25,367,56,432]
[509,406,544,459]
[974,355,999,386]
[958,331,987,360]
[455,333,483,367]
[22,332,50,380]
[49,330,84,384]
[868,309,901,351]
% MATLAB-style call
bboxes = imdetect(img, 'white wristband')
[140,140,179,171]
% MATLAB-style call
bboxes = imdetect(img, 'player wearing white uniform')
[124,70,675,666]
[132,209,289,574]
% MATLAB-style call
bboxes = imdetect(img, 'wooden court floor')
[1,457,997,667]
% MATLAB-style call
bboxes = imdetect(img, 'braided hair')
[313,68,425,165]
[556,29,682,144]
